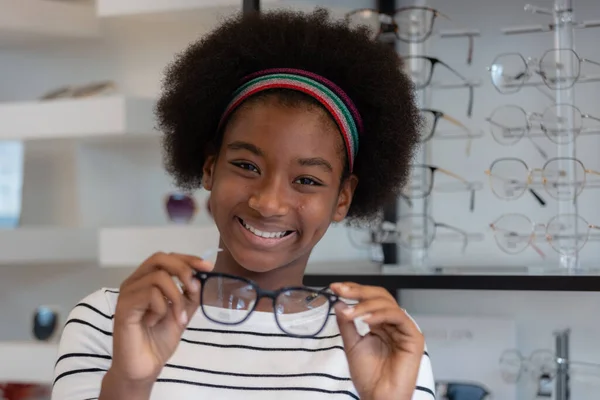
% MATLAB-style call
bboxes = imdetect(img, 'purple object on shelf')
[165,192,197,224]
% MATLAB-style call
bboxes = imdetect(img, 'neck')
[212,240,308,291]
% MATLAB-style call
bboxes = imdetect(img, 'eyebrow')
[298,157,333,172]
[226,141,264,157]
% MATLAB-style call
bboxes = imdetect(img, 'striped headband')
[217,68,363,172]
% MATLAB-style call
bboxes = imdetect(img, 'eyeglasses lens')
[201,275,258,324]
[275,289,331,336]
[394,8,434,42]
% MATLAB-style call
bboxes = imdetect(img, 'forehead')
[222,100,345,160]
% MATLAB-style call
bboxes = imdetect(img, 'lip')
[236,217,296,249]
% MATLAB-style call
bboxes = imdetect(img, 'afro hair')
[156,7,421,224]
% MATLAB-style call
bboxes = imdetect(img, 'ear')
[332,175,359,223]
[202,154,217,191]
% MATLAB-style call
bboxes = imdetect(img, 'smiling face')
[203,96,357,279]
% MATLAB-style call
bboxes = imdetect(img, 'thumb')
[334,302,361,351]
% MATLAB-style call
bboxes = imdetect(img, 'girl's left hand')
[330,282,425,400]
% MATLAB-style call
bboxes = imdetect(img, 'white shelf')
[99,225,220,268]
[97,0,278,17]
[0,227,97,266]
[0,225,220,267]
[0,0,99,47]
[96,0,353,19]
[0,342,58,384]
[0,95,157,141]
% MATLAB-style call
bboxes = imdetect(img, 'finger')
[123,270,188,327]
[141,287,170,327]
[335,298,392,322]
[123,252,212,297]
[330,282,395,302]
[168,252,215,271]
[361,307,423,340]
[333,302,362,352]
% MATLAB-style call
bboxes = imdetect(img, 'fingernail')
[180,310,188,326]
[188,279,200,293]
[342,307,354,316]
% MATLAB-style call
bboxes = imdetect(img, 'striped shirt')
[52,288,435,400]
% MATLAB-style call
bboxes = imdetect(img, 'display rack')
[496,0,600,274]
[373,0,482,270]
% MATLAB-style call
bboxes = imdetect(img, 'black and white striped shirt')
[52,288,435,399]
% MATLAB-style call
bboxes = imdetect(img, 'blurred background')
[1,0,600,399]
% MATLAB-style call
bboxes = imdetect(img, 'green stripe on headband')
[220,73,359,171]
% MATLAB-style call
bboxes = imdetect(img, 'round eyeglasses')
[194,272,339,338]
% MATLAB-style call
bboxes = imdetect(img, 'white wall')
[1,0,600,397]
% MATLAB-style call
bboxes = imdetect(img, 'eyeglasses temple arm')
[437,59,474,117]
[585,169,600,177]
[438,167,475,211]
[443,114,473,156]
[530,235,546,259]
[436,222,469,253]
[529,188,547,206]
[581,58,600,68]
[583,114,600,124]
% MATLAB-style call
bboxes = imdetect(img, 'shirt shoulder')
[52,288,118,400]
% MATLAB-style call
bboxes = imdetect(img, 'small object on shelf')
[39,81,117,100]
[165,192,198,224]
[32,306,59,342]
[0,383,50,400]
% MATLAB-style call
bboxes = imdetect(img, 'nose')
[248,177,290,217]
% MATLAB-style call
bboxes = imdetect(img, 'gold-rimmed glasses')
[487,103,600,147]
[490,213,600,257]
[485,157,600,203]
[489,49,600,93]
[419,108,473,155]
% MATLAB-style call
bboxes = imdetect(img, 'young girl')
[52,8,434,400]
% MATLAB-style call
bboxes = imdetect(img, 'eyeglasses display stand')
[383,0,481,271]
[494,0,600,273]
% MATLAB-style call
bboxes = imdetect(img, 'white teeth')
[241,219,288,239]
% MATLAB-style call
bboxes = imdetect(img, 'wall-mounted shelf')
[0,0,99,48]
[96,0,352,19]
[0,95,157,142]
[304,272,600,292]
[0,227,97,266]
[0,225,220,267]
[0,342,58,384]
[99,225,220,268]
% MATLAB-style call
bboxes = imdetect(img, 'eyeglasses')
[165,192,197,224]
[489,49,600,93]
[344,7,474,64]
[485,157,600,203]
[403,56,474,117]
[500,349,600,386]
[419,108,473,155]
[403,164,476,211]
[499,349,556,383]
[487,103,600,147]
[193,271,339,338]
[490,213,600,257]
[436,381,491,400]
[371,214,470,253]
[39,80,116,100]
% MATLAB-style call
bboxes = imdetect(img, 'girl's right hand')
[109,252,214,385]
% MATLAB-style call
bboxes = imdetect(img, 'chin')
[227,244,293,274]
